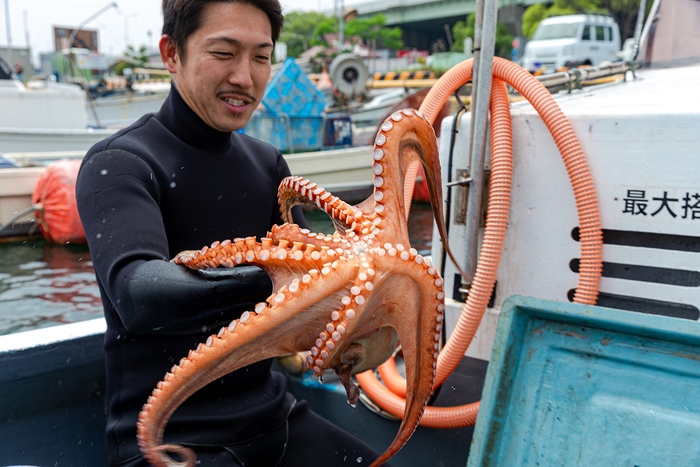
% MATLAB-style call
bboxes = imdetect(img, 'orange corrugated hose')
[356,76,512,427]
[356,57,603,428]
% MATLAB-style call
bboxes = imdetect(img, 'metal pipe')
[535,61,631,88]
[635,0,662,62]
[462,0,483,286]
[338,0,345,50]
[23,10,30,54]
[124,12,138,50]
[4,0,11,57]
[65,1,117,129]
[631,0,647,60]
[68,2,118,50]
[461,0,498,294]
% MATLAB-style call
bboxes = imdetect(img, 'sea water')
[0,240,101,335]
[0,203,435,336]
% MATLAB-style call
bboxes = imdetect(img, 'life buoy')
[31,159,87,244]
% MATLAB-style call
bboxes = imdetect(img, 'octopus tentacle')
[138,257,360,467]
[278,177,368,234]
[269,223,349,252]
[366,254,445,466]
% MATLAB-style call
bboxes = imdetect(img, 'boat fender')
[31,159,87,244]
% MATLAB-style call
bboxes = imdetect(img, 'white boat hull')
[0,146,375,240]
[0,127,115,154]
[87,92,168,128]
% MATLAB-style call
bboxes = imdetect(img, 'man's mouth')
[224,98,246,106]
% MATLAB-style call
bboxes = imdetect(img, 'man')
[76,1,389,465]
[13,61,24,81]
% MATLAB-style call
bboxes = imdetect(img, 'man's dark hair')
[162,0,283,59]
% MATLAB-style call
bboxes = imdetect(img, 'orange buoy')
[31,159,86,244]
[411,165,430,203]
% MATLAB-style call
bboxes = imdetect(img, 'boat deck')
[0,319,486,466]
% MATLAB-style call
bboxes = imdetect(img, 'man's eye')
[213,51,232,57]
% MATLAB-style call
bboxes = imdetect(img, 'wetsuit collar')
[156,82,232,153]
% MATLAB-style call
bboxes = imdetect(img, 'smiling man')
[76,1,389,466]
[162,1,272,131]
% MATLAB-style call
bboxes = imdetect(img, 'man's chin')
[212,116,250,133]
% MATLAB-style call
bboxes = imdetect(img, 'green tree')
[281,11,329,58]
[314,13,403,51]
[115,44,149,75]
[124,44,149,67]
[345,14,403,50]
[599,0,652,40]
[452,14,514,59]
[522,4,550,39]
[313,16,337,43]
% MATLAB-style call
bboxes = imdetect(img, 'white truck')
[521,14,621,73]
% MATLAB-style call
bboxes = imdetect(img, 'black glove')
[119,260,273,335]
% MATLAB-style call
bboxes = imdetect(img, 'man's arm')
[76,148,272,336]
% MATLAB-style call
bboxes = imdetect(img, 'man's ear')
[160,35,179,74]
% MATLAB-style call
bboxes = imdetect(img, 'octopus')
[137,108,463,467]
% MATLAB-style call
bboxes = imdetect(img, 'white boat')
[86,89,169,129]
[347,87,412,127]
[0,146,376,241]
[0,57,115,153]
[1,1,699,465]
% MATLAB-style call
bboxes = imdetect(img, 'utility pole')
[22,10,29,49]
[124,12,137,51]
[337,0,345,51]
[4,0,12,60]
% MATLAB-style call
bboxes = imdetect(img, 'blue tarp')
[0,155,19,168]
[244,58,327,153]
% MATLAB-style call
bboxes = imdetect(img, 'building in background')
[53,27,99,53]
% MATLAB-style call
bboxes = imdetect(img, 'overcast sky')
[0,0,366,66]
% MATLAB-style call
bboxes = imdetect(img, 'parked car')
[521,14,621,73]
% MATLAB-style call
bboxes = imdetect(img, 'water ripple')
[0,203,434,336]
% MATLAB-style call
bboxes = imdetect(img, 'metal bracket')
[567,69,582,94]
[452,169,470,225]
[446,176,473,187]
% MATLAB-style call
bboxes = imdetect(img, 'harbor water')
[0,202,435,336]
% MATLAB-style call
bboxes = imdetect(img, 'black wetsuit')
[76,85,389,466]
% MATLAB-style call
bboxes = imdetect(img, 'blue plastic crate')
[242,58,327,153]
[245,113,324,153]
[468,295,700,467]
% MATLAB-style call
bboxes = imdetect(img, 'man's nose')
[228,57,254,89]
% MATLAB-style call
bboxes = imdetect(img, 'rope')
[0,204,41,234]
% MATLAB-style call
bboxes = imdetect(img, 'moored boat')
[0,146,377,243]
[0,57,115,154]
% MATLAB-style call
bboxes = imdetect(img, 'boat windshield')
[0,57,13,80]
[531,23,579,41]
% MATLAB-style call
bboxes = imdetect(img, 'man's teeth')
[224,98,245,106]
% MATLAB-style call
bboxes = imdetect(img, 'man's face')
[162,2,273,132]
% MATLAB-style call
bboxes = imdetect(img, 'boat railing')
[533,60,634,91]
[0,150,86,167]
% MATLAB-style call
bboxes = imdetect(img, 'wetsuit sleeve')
[76,148,272,335]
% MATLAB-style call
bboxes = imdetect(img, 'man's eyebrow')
[204,37,274,49]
